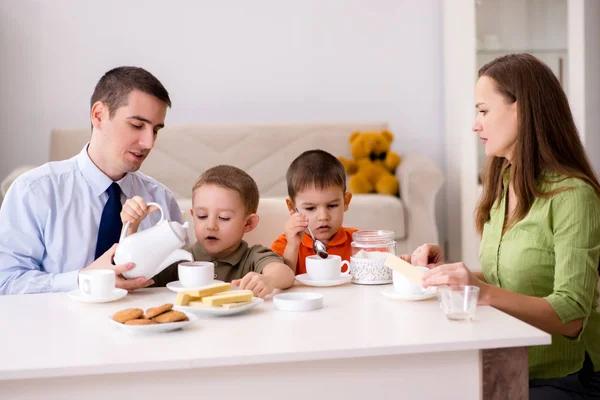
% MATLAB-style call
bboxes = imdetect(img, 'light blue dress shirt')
[0,145,184,295]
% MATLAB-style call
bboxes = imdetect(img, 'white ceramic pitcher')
[114,202,193,279]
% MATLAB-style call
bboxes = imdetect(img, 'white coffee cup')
[178,261,215,288]
[393,266,429,295]
[79,269,115,298]
[306,255,351,281]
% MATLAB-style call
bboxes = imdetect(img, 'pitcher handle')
[119,202,165,242]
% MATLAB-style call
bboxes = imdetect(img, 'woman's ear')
[244,213,260,233]
[285,197,296,215]
[189,208,193,217]
[343,192,353,212]
[90,101,106,131]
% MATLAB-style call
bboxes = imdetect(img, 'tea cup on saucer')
[79,269,115,298]
[178,261,215,288]
[392,266,429,296]
[306,255,350,281]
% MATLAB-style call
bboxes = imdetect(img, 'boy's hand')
[285,211,309,248]
[120,196,159,235]
[232,272,274,298]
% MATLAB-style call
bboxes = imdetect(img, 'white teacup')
[79,269,115,298]
[306,255,351,281]
[178,261,215,288]
[392,266,429,295]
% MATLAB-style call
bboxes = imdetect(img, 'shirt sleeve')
[164,191,184,224]
[249,245,285,274]
[270,233,287,257]
[545,184,600,338]
[0,177,79,294]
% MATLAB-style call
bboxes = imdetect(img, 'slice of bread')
[202,291,253,307]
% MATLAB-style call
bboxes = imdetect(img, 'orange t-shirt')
[271,227,358,275]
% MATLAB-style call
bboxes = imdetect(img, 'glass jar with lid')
[350,230,396,284]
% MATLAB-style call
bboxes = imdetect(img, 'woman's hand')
[406,243,444,268]
[422,262,490,305]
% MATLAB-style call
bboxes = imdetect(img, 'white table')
[0,284,550,400]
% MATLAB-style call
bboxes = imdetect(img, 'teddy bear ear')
[349,131,362,143]
[381,130,394,143]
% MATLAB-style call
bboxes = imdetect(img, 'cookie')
[145,303,173,319]
[125,319,157,326]
[113,308,144,323]
[152,310,189,323]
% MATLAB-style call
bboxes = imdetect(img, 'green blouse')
[480,174,600,380]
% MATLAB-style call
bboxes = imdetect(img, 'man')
[0,66,183,295]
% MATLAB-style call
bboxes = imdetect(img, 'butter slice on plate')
[384,253,425,284]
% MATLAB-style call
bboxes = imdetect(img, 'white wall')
[0,0,446,247]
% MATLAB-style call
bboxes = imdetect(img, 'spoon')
[295,207,328,259]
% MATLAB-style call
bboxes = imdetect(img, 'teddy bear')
[338,130,401,195]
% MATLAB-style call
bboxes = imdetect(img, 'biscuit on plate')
[145,303,173,319]
[152,310,189,323]
[113,308,144,323]
[125,319,157,326]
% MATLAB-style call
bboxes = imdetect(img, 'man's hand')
[80,244,154,291]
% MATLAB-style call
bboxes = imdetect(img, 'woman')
[409,53,600,398]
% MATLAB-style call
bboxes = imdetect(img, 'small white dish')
[68,288,127,303]
[175,297,263,317]
[380,287,436,301]
[166,280,224,293]
[295,273,352,287]
[109,311,197,335]
[273,292,324,312]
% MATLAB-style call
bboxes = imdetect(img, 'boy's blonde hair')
[192,165,259,214]
[286,150,347,201]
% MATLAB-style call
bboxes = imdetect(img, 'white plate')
[68,288,127,303]
[274,292,324,312]
[175,297,264,317]
[380,287,437,301]
[166,280,224,293]
[295,273,352,287]
[109,311,197,335]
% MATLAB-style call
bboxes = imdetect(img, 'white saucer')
[274,292,324,312]
[166,280,224,293]
[68,288,127,303]
[175,297,263,317]
[380,287,437,301]
[109,311,197,335]
[295,273,352,287]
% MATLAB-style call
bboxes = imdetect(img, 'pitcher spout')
[155,249,194,276]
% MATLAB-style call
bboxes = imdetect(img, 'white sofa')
[1,123,443,254]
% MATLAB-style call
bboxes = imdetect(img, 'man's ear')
[244,213,260,233]
[90,101,107,131]
[343,191,353,212]
[285,197,296,215]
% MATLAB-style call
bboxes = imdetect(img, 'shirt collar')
[301,227,349,249]
[76,143,135,197]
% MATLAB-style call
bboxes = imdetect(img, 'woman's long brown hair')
[475,53,600,235]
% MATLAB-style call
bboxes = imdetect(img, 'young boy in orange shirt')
[271,150,357,275]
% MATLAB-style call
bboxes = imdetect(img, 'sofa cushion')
[177,195,405,248]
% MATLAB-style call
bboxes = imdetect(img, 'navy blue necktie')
[94,182,123,259]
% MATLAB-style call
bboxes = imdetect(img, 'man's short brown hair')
[192,165,259,214]
[90,66,171,118]
[286,149,347,201]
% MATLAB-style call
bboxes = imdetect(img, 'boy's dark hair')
[192,165,259,214]
[286,149,347,201]
[90,66,171,118]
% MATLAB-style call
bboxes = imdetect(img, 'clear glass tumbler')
[439,285,480,321]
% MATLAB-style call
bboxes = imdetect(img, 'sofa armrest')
[396,153,444,253]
